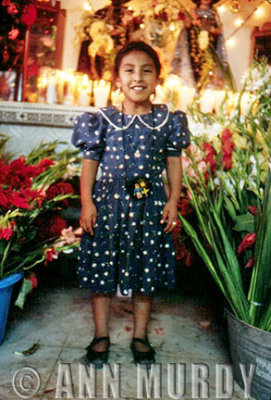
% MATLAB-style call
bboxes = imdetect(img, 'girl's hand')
[160,199,178,233]
[80,202,97,236]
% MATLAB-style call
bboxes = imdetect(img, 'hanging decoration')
[229,0,241,13]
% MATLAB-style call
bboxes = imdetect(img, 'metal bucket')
[226,310,271,400]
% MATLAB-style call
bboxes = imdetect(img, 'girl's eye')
[144,70,152,73]
[125,69,133,73]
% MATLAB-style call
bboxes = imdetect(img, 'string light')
[234,18,243,27]
[169,23,175,32]
[83,2,92,12]
[226,38,235,48]
[217,5,226,14]
[254,6,264,18]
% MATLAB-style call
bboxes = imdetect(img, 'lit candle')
[164,75,183,111]
[111,89,124,108]
[152,85,165,104]
[37,69,49,103]
[63,71,76,105]
[179,85,196,112]
[77,74,92,106]
[199,89,216,114]
[46,70,57,104]
[93,80,111,108]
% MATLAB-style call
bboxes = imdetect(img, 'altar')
[0,101,93,156]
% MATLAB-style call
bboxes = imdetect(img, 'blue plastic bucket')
[0,273,23,345]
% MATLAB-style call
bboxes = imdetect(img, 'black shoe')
[130,337,156,365]
[84,336,110,366]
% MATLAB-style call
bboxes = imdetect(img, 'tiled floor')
[0,276,254,400]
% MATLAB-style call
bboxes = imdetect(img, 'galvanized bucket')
[226,310,271,400]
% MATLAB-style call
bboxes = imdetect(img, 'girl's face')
[116,50,158,108]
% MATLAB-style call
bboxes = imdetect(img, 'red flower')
[46,182,74,207]
[0,187,9,208]
[37,214,67,240]
[221,129,234,171]
[248,206,257,216]
[27,273,38,292]
[203,142,216,172]
[1,157,39,189]
[7,188,42,210]
[35,158,55,175]
[237,233,256,255]
[177,198,193,216]
[21,4,37,27]
[7,4,18,14]
[174,241,189,261]
[0,222,15,240]
[45,247,57,263]
[2,0,11,6]
[8,191,31,209]
[245,256,254,268]
[8,28,20,40]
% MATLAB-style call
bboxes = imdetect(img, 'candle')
[164,75,183,111]
[199,89,216,114]
[111,89,124,108]
[46,70,57,104]
[77,74,92,106]
[93,80,111,108]
[152,85,165,104]
[37,69,49,103]
[179,85,196,112]
[63,71,76,106]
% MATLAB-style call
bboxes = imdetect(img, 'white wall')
[60,0,271,88]
[217,0,271,89]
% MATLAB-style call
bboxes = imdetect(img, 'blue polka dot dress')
[72,104,190,296]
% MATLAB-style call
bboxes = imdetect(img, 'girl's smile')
[116,50,158,114]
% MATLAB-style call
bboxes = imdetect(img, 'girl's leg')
[91,293,111,351]
[132,292,153,351]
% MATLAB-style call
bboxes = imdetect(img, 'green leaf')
[14,279,33,309]
[224,196,237,221]
[233,213,255,233]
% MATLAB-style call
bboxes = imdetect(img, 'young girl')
[72,41,190,366]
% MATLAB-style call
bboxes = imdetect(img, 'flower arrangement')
[178,59,271,331]
[0,138,82,307]
[0,0,37,70]
[74,1,141,80]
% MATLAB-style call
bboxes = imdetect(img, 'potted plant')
[0,139,81,344]
[178,59,271,400]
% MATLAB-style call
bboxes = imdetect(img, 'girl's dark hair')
[114,41,161,77]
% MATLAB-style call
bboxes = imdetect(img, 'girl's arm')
[160,156,182,233]
[80,159,99,235]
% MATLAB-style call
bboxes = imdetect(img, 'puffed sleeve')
[71,112,105,161]
[166,111,190,157]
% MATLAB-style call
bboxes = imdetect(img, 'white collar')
[98,104,170,131]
